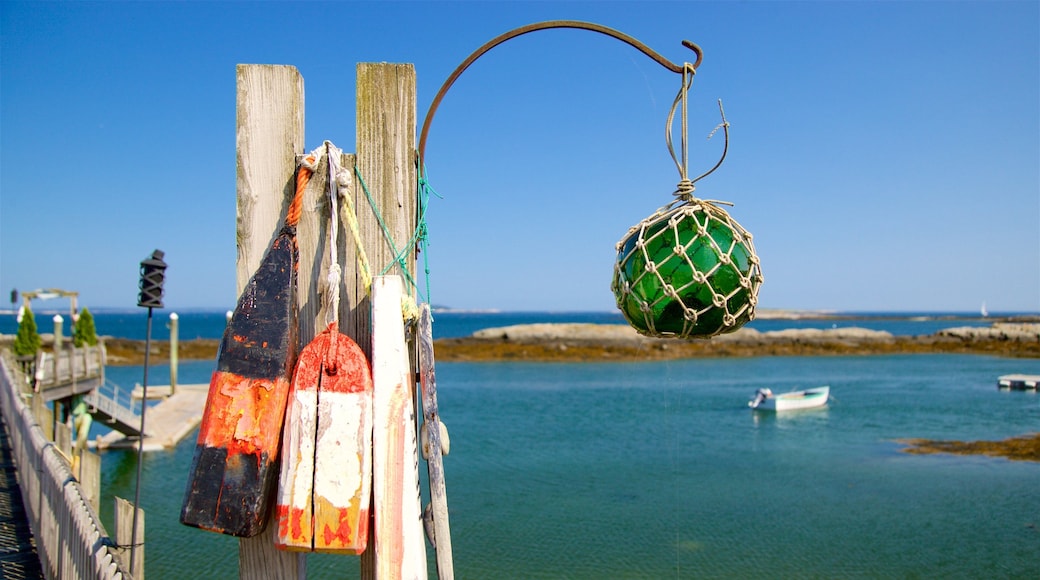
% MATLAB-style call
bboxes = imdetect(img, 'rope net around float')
[612,195,762,339]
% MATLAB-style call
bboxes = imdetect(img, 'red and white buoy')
[276,323,372,553]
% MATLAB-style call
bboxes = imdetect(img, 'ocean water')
[97,353,1040,579]
[0,308,1014,341]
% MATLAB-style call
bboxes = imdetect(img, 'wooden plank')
[355,62,419,579]
[371,276,427,579]
[417,303,454,578]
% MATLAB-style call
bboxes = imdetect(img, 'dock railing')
[35,344,106,402]
[84,380,145,437]
[0,355,130,579]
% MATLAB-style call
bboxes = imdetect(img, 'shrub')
[73,307,98,347]
[13,308,41,357]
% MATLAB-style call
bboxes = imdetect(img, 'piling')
[168,313,178,394]
[53,315,64,352]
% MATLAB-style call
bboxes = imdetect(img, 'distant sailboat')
[980,301,988,318]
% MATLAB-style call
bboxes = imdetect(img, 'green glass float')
[612,195,762,339]
[612,61,762,339]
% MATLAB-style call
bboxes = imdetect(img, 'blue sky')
[2,1,1037,313]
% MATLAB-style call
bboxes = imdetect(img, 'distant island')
[97,320,1040,365]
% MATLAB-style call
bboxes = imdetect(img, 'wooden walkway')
[0,409,45,579]
[35,346,105,403]
[95,384,209,451]
[0,354,130,580]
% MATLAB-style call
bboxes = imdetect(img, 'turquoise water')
[99,354,1040,578]
[0,308,1012,340]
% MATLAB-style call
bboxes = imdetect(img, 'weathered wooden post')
[31,392,52,440]
[80,449,101,510]
[168,312,178,394]
[54,422,72,459]
[114,496,145,579]
[235,63,307,579]
[354,62,419,579]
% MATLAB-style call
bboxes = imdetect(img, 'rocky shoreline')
[99,321,1040,365]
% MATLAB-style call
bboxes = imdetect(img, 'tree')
[13,307,41,357]
[73,307,98,347]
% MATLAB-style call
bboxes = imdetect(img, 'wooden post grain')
[355,62,419,579]
[236,64,306,286]
[355,63,417,318]
[235,63,306,580]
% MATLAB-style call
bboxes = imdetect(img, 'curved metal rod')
[417,20,703,164]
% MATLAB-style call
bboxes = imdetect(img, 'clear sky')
[2,1,1037,313]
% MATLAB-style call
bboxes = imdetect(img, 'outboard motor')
[749,388,772,409]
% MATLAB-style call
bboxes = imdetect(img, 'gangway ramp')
[83,380,143,437]
[95,383,208,451]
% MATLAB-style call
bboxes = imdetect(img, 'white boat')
[749,386,830,411]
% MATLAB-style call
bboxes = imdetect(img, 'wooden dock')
[997,374,1039,391]
[34,345,105,402]
[95,383,209,451]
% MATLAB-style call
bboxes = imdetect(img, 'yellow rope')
[320,142,418,324]
[329,151,374,295]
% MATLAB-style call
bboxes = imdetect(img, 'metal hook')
[417,20,703,164]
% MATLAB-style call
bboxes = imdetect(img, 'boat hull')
[751,386,829,412]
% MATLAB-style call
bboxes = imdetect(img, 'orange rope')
[285,158,315,228]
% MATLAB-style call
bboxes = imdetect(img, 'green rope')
[353,165,424,303]
[416,163,442,307]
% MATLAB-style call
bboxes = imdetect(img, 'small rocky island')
[433,321,1039,362]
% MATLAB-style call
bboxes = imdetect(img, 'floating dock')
[997,374,1039,391]
[95,383,208,451]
